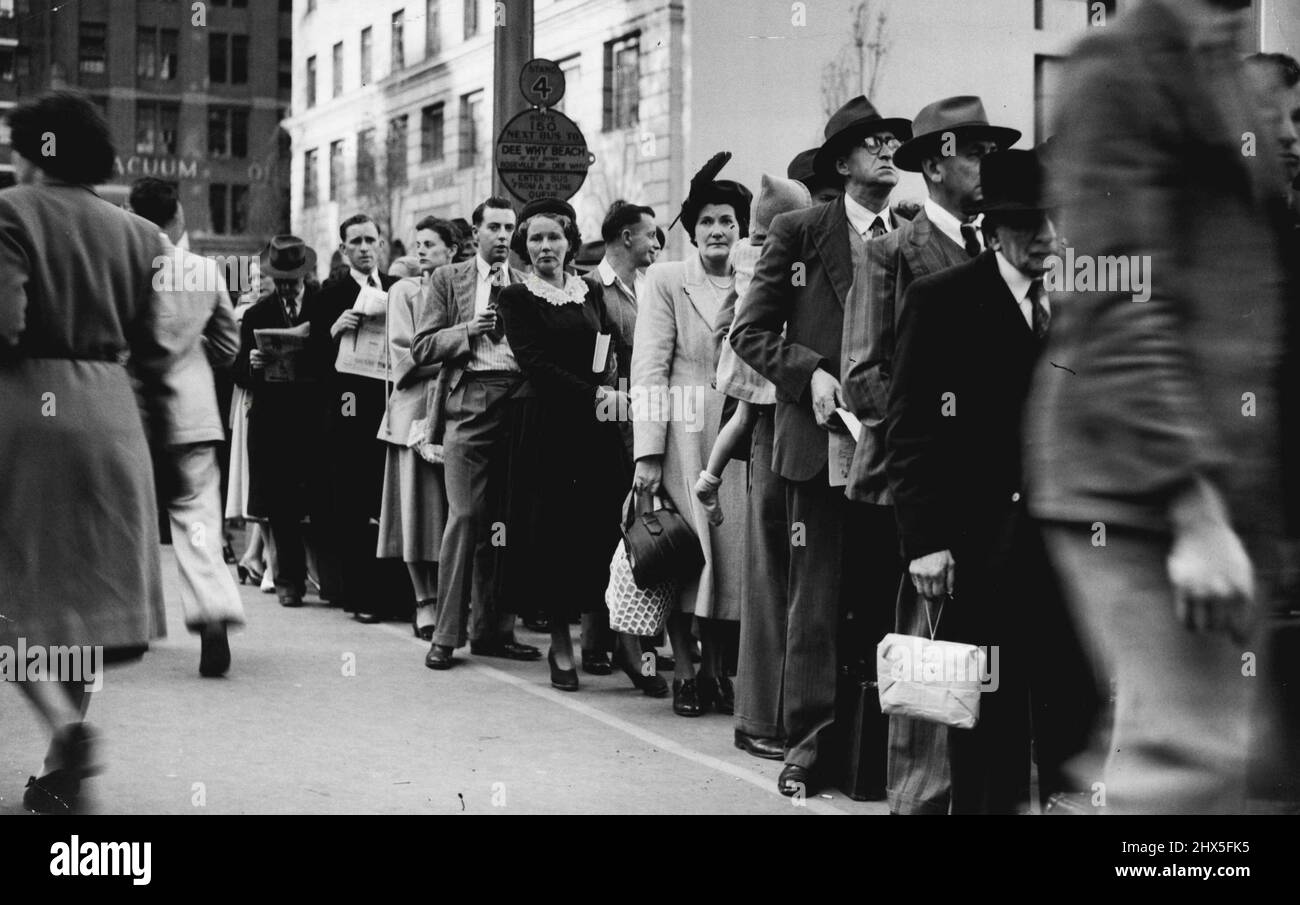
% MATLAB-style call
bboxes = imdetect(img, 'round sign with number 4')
[520,58,566,109]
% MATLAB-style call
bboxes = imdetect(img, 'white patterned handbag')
[605,540,675,637]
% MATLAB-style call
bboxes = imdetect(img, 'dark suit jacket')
[887,251,1043,564]
[311,271,398,518]
[230,287,331,517]
[729,197,862,482]
[841,206,970,504]
[1024,0,1287,552]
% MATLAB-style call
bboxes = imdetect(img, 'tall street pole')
[493,0,535,200]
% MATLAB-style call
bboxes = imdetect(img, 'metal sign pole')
[492,0,535,201]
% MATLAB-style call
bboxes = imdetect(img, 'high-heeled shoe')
[714,675,735,715]
[548,649,579,692]
[236,558,264,585]
[612,647,669,697]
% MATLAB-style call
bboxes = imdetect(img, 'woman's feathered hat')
[670,151,753,239]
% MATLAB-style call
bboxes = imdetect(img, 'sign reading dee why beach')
[496,109,592,204]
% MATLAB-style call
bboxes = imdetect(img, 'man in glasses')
[840,96,1020,814]
[731,95,912,796]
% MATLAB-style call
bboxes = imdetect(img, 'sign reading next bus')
[495,108,592,204]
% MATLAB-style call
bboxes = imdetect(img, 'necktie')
[867,216,887,239]
[1028,279,1051,339]
[960,222,981,259]
[486,263,505,341]
[285,297,298,324]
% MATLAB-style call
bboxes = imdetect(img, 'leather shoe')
[470,639,543,661]
[672,678,703,716]
[698,675,735,715]
[581,650,612,675]
[198,622,231,678]
[23,772,81,814]
[548,649,579,692]
[523,613,550,632]
[353,612,383,624]
[734,729,784,760]
[777,763,815,797]
[424,644,454,670]
[278,594,303,608]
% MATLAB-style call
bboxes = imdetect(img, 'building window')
[332,41,343,97]
[421,102,444,162]
[210,33,227,83]
[425,0,441,58]
[603,33,639,132]
[463,0,478,40]
[208,107,250,159]
[78,22,107,76]
[136,102,179,156]
[391,10,405,72]
[278,38,292,91]
[458,90,482,169]
[387,115,408,186]
[231,34,248,84]
[357,127,376,192]
[0,47,14,83]
[209,184,250,235]
[306,55,317,107]
[329,139,344,200]
[137,28,178,81]
[360,27,372,85]
[304,148,319,207]
[208,33,246,85]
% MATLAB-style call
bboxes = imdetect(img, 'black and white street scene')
[3,0,1300,828]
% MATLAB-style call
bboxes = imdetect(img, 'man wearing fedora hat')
[839,96,1019,812]
[232,235,333,608]
[787,148,843,206]
[730,95,911,795]
[885,149,1096,813]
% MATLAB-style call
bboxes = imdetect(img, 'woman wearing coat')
[376,218,455,640]
[0,92,176,812]
[631,177,752,716]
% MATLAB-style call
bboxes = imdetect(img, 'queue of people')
[4,0,1298,815]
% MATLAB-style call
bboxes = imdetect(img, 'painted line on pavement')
[383,623,849,815]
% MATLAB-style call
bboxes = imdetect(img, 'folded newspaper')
[254,322,311,383]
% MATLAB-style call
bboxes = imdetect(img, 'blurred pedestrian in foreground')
[128,177,246,678]
[1026,0,1289,814]
[0,91,176,812]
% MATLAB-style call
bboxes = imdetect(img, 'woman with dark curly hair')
[0,92,176,812]
[496,199,666,696]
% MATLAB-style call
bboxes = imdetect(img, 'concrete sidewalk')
[0,547,887,815]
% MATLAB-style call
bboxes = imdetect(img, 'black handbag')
[621,490,706,588]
